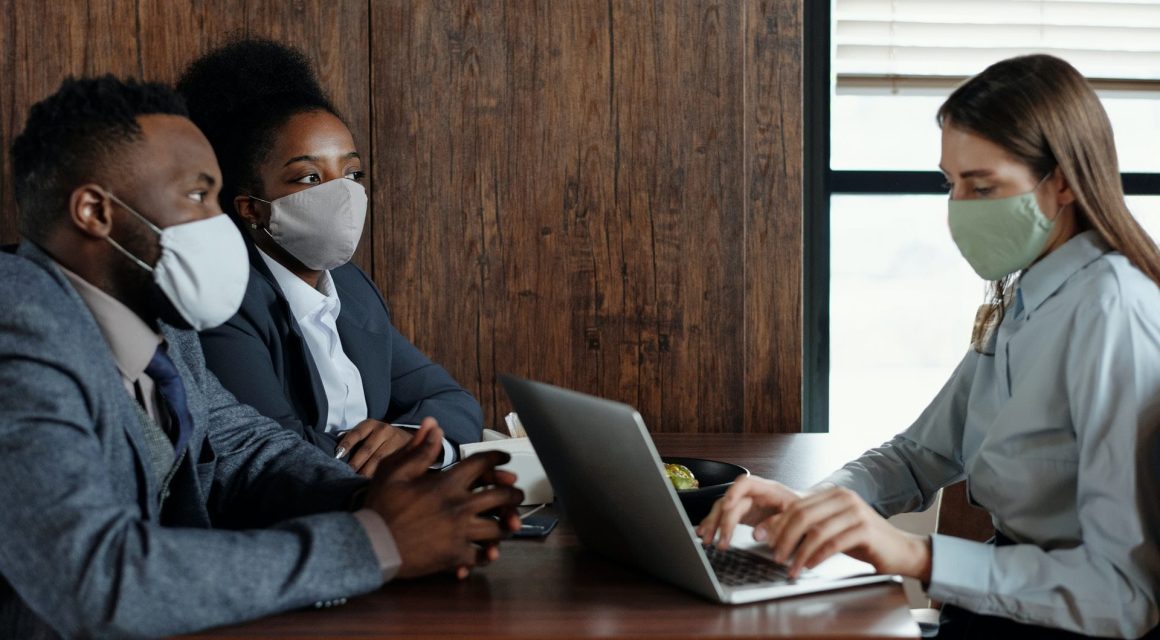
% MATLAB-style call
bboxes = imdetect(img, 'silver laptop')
[500,375,898,604]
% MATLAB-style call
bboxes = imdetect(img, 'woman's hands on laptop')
[697,477,932,582]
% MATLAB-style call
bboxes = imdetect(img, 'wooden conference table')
[185,433,919,639]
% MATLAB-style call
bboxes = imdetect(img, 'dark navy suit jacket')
[199,243,483,454]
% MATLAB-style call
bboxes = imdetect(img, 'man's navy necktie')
[145,345,192,455]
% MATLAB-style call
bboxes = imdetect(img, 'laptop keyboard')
[703,544,793,587]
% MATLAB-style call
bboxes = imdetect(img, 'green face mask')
[947,175,1055,281]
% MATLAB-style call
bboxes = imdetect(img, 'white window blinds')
[835,0,1160,84]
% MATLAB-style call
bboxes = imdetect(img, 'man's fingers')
[407,418,443,452]
[456,545,479,575]
[446,450,513,490]
[467,516,506,543]
[474,464,518,489]
[378,427,445,482]
[483,542,500,563]
[461,485,525,519]
[454,544,498,581]
[492,469,518,486]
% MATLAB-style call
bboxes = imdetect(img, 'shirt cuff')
[437,437,458,468]
[926,533,994,606]
[352,508,402,583]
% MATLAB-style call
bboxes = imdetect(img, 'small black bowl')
[662,456,750,525]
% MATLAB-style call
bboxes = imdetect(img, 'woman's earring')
[250,222,258,230]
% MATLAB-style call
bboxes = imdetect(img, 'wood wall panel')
[0,0,13,243]
[136,0,241,85]
[0,0,804,435]
[745,0,803,432]
[1,0,141,243]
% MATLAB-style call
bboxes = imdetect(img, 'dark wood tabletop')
[184,433,919,639]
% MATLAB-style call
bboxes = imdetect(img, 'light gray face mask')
[104,192,249,331]
[251,177,368,271]
[947,173,1056,281]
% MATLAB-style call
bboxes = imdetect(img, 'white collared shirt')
[257,250,455,466]
[259,250,368,434]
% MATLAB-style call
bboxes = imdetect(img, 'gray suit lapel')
[15,242,159,511]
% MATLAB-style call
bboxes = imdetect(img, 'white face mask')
[251,177,368,271]
[104,192,250,331]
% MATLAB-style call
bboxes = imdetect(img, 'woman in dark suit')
[178,39,482,477]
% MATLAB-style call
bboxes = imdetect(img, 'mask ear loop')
[246,195,273,234]
[104,190,160,273]
[1032,169,1068,220]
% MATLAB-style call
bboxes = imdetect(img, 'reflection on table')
[183,433,919,639]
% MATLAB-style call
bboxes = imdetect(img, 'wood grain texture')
[137,0,242,85]
[0,0,805,435]
[371,0,802,433]
[0,0,12,243]
[181,434,920,640]
[1,0,141,243]
[745,0,803,433]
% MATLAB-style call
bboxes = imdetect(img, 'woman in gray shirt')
[700,54,1160,639]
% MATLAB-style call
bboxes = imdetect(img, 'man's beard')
[144,282,193,331]
[109,231,194,331]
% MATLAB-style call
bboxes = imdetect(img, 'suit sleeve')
[199,304,339,455]
[0,291,381,638]
[383,321,483,447]
[173,330,368,527]
[348,267,483,447]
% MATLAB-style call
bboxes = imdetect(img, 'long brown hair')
[938,54,1160,351]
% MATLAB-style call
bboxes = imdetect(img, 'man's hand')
[336,419,414,478]
[363,418,524,580]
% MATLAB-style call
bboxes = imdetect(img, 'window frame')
[802,1,1160,434]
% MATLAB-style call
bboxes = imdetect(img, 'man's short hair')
[10,75,188,243]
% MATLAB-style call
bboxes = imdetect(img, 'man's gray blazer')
[0,243,383,638]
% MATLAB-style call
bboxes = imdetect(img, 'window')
[805,1,1160,441]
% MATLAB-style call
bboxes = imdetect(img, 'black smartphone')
[512,514,558,538]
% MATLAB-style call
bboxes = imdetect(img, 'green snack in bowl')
[664,463,700,490]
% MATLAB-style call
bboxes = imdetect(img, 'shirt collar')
[1016,230,1110,315]
[256,248,339,322]
[58,265,162,381]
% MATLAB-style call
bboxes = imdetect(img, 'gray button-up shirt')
[824,230,1160,637]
